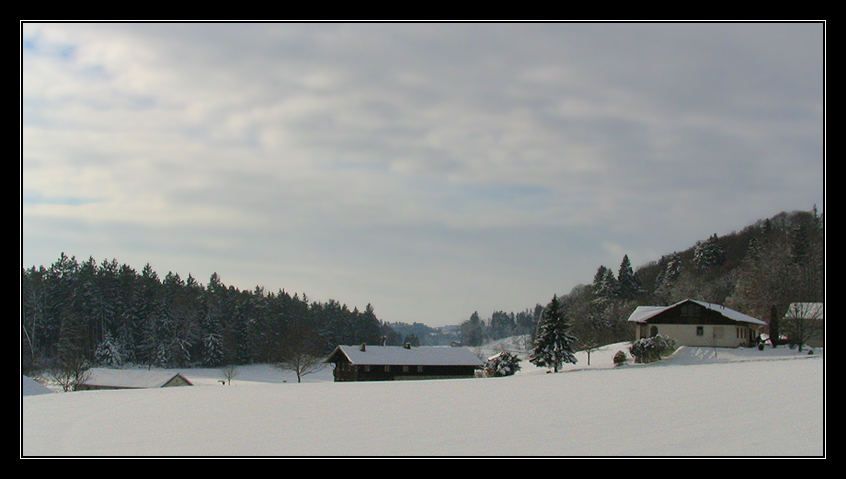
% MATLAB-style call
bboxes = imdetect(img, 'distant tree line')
[459,207,825,353]
[21,255,390,374]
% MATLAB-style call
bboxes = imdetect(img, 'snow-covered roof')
[327,345,484,367]
[81,368,193,389]
[22,375,53,396]
[627,305,667,323]
[627,299,766,326]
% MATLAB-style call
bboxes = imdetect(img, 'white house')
[627,299,766,348]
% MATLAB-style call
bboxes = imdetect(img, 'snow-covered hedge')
[629,335,676,364]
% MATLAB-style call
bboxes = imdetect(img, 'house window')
[402,365,410,373]
[417,366,424,373]
[696,326,704,336]
[384,365,391,372]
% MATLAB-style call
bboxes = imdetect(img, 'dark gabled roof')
[326,345,484,367]
[627,299,765,326]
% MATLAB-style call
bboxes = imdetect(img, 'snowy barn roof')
[22,375,53,396]
[627,299,765,326]
[79,368,193,390]
[326,344,484,367]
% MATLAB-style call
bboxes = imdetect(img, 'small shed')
[325,344,484,381]
[75,369,193,391]
[627,299,766,348]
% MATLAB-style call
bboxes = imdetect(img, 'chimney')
[381,335,387,346]
[360,343,366,352]
[404,342,411,349]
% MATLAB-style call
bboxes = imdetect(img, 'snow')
[331,344,484,366]
[20,342,825,457]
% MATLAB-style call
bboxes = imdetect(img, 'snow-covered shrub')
[484,351,521,377]
[629,334,676,364]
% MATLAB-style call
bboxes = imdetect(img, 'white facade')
[635,322,759,348]
[629,299,766,348]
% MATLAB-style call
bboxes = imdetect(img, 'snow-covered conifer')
[530,295,578,372]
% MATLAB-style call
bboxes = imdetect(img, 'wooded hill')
[457,207,825,349]
[21,207,824,372]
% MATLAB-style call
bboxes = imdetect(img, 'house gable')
[644,301,738,326]
[628,299,765,327]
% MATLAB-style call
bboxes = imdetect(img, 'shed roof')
[627,299,766,326]
[81,368,193,389]
[326,345,484,367]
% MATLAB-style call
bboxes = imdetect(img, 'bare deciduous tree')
[50,354,91,392]
[275,352,326,383]
[782,303,824,351]
[219,364,238,385]
[274,322,327,383]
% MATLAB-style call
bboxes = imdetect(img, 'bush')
[484,351,521,377]
[629,334,676,364]
[613,350,627,367]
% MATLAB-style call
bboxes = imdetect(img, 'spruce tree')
[592,266,619,302]
[694,234,726,270]
[617,254,644,299]
[530,295,578,372]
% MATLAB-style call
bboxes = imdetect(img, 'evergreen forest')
[21,207,824,374]
[21,257,388,374]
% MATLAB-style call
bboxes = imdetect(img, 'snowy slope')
[20,344,825,457]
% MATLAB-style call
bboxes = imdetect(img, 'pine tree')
[530,295,578,372]
[694,234,726,270]
[592,266,618,302]
[94,332,123,367]
[655,252,682,296]
[617,254,644,299]
[460,311,485,346]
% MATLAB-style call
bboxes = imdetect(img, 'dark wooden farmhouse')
[325,343,484,382]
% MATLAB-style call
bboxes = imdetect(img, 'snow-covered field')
[20,343,825,457]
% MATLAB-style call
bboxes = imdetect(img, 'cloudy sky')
[20,22,825,327]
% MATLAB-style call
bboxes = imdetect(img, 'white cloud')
[21,22,825,325]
